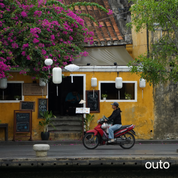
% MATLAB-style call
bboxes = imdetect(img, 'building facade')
[0,0,155,141]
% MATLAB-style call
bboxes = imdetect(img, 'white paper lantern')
[0,78,7,89]
[115,77,122,89]
[64,64,79,83]
[91,77,97,87]
[52,67,62,84]
[64,64,79,72]
[39,78,47,87]
[44,58,53,66]
[139,78,146,88]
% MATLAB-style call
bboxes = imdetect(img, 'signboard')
[23,83,47,96]
[76,108,90,114]
[20,101,35,112]
[86,90,100,113]
[38,98,48,118]
[13,110,32,141]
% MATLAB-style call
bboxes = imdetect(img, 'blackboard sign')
[13,110,32,141]
[15,112,31,132]
[38,98,48,118]
[86,90,100,113]
[20,101,35,112]
[16,123,29,132]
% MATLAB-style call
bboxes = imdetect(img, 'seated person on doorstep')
[65,89,81,115]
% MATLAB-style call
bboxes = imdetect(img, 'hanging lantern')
[115,77,122,89]
[44,58,53,66]
[52,67,62,96]
[91,77,97,87]
[39,78,47,87]
[91,77,97,98]
[0,78,7,89]
[139,78,146,99]
[139,78,146,88]
[64,64,80,83]
[52,67,62,84]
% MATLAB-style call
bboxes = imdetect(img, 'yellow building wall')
[0,73,46,141]
[132,27,147,60]
[0,70,154,141]
[64,71,154,140]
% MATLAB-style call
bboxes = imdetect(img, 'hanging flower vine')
[0,0,113,79]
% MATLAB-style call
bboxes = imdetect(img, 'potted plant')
[102,94,108,100]
[14,95,21,100]
[39,110,56,140]
[84,114,94,132]
[125,93,132,100]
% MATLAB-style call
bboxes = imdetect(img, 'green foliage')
[125,93,131,99]
[14,95,21,99]
[84,114,94,131]
[127,0,178,85]
[102,94,108,98]
[39,110,56,133]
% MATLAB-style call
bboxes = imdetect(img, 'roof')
[73,46,133,66]
[63,0,124,46]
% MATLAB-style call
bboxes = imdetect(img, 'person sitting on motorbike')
[105,102,122,143]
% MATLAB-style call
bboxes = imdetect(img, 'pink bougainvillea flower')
[21,51,26,56]
[107,9,113,15]
[33,38,39,43]
[51,34,55,40]
[69,36,73,41]
[22,43,29,49]
[42,49,46,55]
[80,51,89,57]
[38,43,44,48]
[21,11,28,18]
[98,23,102,28]
[0,3,5,8]
[12,42,18,48]
[27,55,31,60]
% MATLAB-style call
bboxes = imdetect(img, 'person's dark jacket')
[108,108,122,125]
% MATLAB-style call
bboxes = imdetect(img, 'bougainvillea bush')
[0,0,112,79]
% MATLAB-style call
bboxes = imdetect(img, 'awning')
[73,46,133,66]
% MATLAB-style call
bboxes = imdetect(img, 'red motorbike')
[83,117,136,149]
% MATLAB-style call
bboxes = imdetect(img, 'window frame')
[0,81,24,103]
[99,81,137,102]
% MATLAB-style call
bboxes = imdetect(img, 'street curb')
[0,156,178,167]
[0,140,178,146]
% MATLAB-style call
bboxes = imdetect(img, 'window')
[0,82,23,102]
[99,81,137,102]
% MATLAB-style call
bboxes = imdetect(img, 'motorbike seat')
[114,125,132,133]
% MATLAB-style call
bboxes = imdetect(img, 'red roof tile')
[63,0,124,46]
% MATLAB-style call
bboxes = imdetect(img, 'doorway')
[48,75,85,116]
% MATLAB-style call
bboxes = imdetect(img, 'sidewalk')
[0,143,178,167]
[0,139,178,145]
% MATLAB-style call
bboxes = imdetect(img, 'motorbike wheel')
[120,132,135,149]
[83,133,100,149]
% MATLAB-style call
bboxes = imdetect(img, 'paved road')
[0,144,178,159]
[1,144,178,177]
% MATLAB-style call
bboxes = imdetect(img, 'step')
[48,125,82,131]
[51,116,83,121]
[49,132,81,140]
[49,130,81,134]
[51,121,82,126]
